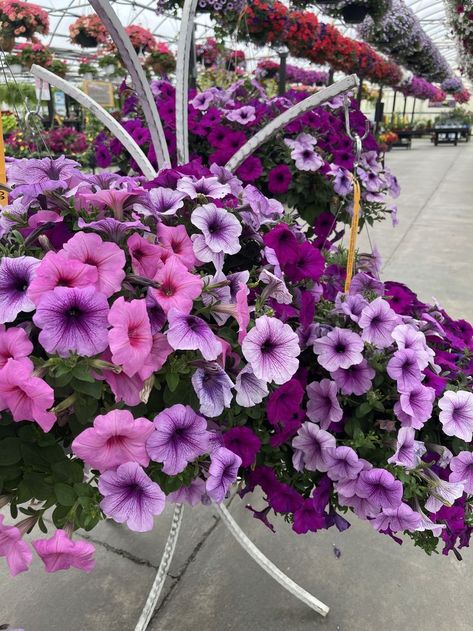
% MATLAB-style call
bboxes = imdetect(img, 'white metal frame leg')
[214,504,330,618]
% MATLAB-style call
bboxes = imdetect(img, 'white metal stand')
[134,503,329,631]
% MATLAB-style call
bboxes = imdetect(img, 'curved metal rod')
[89,0,171,169]
[134,504,185,631]
[214,503,330,617]
[30,65,157,181]
[175,0,199,165]
[225,74,359,172]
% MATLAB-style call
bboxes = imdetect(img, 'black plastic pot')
[341,4,369,23]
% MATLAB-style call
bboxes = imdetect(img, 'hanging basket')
[0,34,15,52]
[73,31,101,48]
[341,4,369,23]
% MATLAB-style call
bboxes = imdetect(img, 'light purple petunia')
[387,349,423,392]
[438,390,473,442]
[77,217,146,242]
[7,156,80,201]
[134,187,187,217]
[177,176,231,200]
[205,447,242,502]
[306,379,342,429]
[424,471,464,513]
[313,327,364,373]
[209,163,243,197]
[166,308,221,361]
[328,165,353,196]
[242,315,300,385]
[387,427,426,469]
[0,256,39,323]
[259,269,292,304]
[191,363,233,417]
[191,204,242,255]
[146,404,210,475]
[33,286,109,358]
[356,468,403,510]
[349,272,384,297]
[371,503,421,533]
[98,462,165,532]
[332,359,375,396]
[0,198,27,238]
[225,106,256,125]
[234,364,269,407]
[449,451,473,495]
[391,324,433,369]
[335,293,368,323]
[168,477,206,506]
[290,145,324,172]
[292,422,336,472]
[325,446,364,481]
[394,383,435,430]
[358,297,400,348]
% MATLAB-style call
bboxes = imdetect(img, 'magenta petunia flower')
[242,315,300,385]
[191,203,242,255]
[358,297,400,349]
[0,256,39,324]
[166,308,222,361]
[0,360,55,432]
[387,349,423,392]
[0,515,32,576]
[138,332,173,380]
[33,530,95,573]
[449,451,473,494]
[127,233,164,279]
[223,427,261,468]
[62,232,125,297]
[108,297,152,377]
[306,379,342,429]
[387,427,425,469]
[267,379,304,425]
[191,363,233,417]
[236,156,264,183]
[151,257,203,315]
[33,286,109,358]
[371,503,421,533]
[98,462,165,532]
[27,251,98,307]
[292,422,336,472]
[134,187,187,217]
[332,359,375,396]
[292,498,326,534]
[268,165,292,195]
[439,390,473,442]
[262,224,299,266]
[72,409,154,472]
[356,468,403,510]
[234,364,269,407]
[394,383,435,430]
[325,446,364,481]
[283,242,325,283]
[206,447,242,502]
[0,325,33,370]
[147,404,210,475]
[313,327,364,373]
[176,176,231,200]
[157,223,197,270]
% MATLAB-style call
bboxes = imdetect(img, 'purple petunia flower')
[335,293,368,323]
[439,390,473,442]
[391,324,433,369]
[0,256,39,323]
[33,286,109,357]
[332,359,375,396]
[7,156,80,201]
[394,383,435,430]
[168,477,206,506]
[191,203,242,254]
[290,145,324,172]
[358,297,400,349]
[349,272,384,297]
[371,503,421,533]
[134,187,187,217]
[234,364,269,407]
[242,315,300,385]
[191,363,233,417]
[267,379,304,425]
[387,427,426,469]
[236,156,264,183]
[225,105,256,125]
[98,462,165,532]
[206,447,241,502]
[292,422,336,472]
[449,451,473,495]
[146,404,210,475]
[325,446,364,481]
[223,427,261,468]
[313,327,364,373]
[209,163,243,197]
[268,165,292,195]
[356,468,403,510]
[292,498,325,534]
[177,176,231,200]
[387,349,423,392]
[328,165,353,196]
[306,379,342,429]
[166,309,222,361]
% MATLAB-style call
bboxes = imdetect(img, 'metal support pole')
[411,97,416,125]
[278,49,289,97]
[391,90,397,123]
[374,85,383,135]
[328,69,334,86]
[402,95,408,120]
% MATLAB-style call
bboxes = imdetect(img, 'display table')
[432,126,462,146]
[391,130,413,149]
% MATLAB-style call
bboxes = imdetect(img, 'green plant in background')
[78,61,98,78]
[49,58,68,79]
[1,112,17,133]
[0,82,37,109]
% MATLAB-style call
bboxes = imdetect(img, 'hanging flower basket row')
[0,0,49,51]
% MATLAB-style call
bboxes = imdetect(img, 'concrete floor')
[1,138,473,631]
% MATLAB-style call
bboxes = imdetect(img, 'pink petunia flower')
[0,515,33,576]
[62,231,126,297]
[33,530,96,573]
[0,360,55,432]
[0,325,33,370]
[72,409,154,472]
[157,223,197,270]
[127,233,165,279]
[151,256,202,314]
[108,297,153,377]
